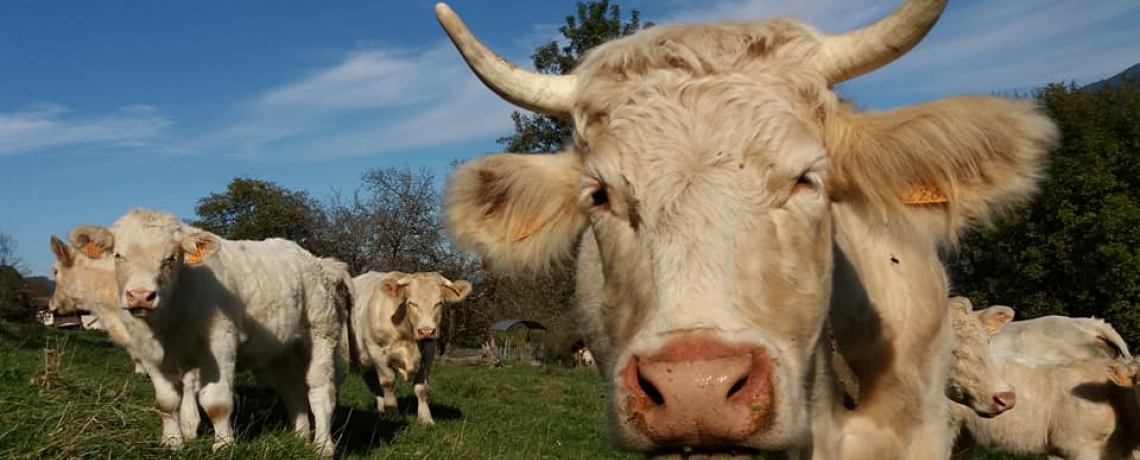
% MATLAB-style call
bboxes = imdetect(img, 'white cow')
[70,208,346,457]
[346,271,471,424]
[436,0,1059,456]
[951,354,1140,460]
[991,314,1131,362]
[944,297,1017,418]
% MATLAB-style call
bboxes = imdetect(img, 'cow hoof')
[314,442,336,458]
[211,439,235,452]
[161,437,184,451]
[417,417,435,426]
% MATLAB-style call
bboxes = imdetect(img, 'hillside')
[1081,61,1140,92]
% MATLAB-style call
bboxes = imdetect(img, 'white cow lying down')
[950,306,1139,460]
[990,314,1132,362]
[345,271,471,425]
[69,208,348,457]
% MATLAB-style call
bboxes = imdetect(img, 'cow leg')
[375,364,399,413]
[179,370,201,441]
[149,371,185,450]
[303,337,338,458]
[414,340,436,425]
[197,346,237,451]
[258,356,312,441]
[132,355,147,375]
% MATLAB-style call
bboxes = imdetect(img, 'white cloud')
[199,41,521,160]
[189,0,1140,159]
[656,0,1140,105]
[0,103,173,156]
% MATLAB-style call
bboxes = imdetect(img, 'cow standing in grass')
[71,209,347,457]
[48,234,202,439]
[435,0,1058,456]
[346,271,471,425]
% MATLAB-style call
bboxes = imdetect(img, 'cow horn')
[397,276,413,287]
[813,0,948,84]
[435,3,577,116]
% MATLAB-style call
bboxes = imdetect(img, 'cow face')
[946,297,1017,417]
[49,234,117,316]
[437,0,1056,454]
[381,272,472,340]
[70,209,221,317]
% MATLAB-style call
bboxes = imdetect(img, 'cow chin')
[605,328,809,453]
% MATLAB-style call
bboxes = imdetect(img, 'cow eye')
[591,188,609,208]
[791,174,815,195]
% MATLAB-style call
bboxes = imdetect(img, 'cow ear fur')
[976,305,1015,333]
[68,225,115,259]
[179,230,221,266]
[50,235,74,267]
[1105,360,1137,387]
[445,151,589,274]
[442,279,472,303]
[827,96,1059,246]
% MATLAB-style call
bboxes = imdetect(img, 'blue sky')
[2,0,1138,277]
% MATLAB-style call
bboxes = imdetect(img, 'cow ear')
[179,230,221,266]
[827,96,1058,245]
[50,235,74,267]
[948,296,973,314]
[1105,360,1137,387]
[976,305,1015,333]
[441,278,472,303]
[380,273,410,300]
[68,225,115,259]
[445,151,589,274]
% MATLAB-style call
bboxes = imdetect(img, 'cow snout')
[991,391,1016,413]
[622,333,774,446]
[124,288,157,309]
[416,327,437,339]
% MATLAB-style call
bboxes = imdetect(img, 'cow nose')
[125,288,157,309]
[992,391,1016,412]
[417,327,436,339]
[622,333,774,446]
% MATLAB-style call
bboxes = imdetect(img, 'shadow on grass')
[199,384,464,458]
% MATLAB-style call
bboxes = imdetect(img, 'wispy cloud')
[658,0,1140,104]
[197,42,518,160]
[0,103,173,156]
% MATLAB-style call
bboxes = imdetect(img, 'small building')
[489,319,548,365]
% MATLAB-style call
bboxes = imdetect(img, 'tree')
[496,0,650,153]
[319,167,466,275]
[0,264,30,322]
[948,78,1140,346]
[0,232,24,274]
[191,177,325,247]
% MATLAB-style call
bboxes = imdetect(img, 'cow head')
[381,271,472,340]
[69,209,221,317]
[49,234,118,316]
[437,0,1056,454]
[946,297,1017,417]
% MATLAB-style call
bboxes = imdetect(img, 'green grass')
[0,322,1037,459]
[0,322,636,460]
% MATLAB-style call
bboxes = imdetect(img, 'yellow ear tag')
[84,242,102,258]
[184,249,205,266]
[901,183,949,205]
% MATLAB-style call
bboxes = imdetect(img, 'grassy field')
[0,322,1035,459]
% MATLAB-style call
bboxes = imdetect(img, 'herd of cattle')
[47,208,471,457]
[32,0,1140,458]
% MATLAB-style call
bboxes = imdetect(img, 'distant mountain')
[1081,62,1140,92]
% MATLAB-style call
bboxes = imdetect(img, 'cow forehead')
[111,210,183,256]
[404,273,445,301]
[579,74,828,207]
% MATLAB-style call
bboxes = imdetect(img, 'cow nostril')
[637,367,665,406]
[144,291,156,301]
[727,374,749,399]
